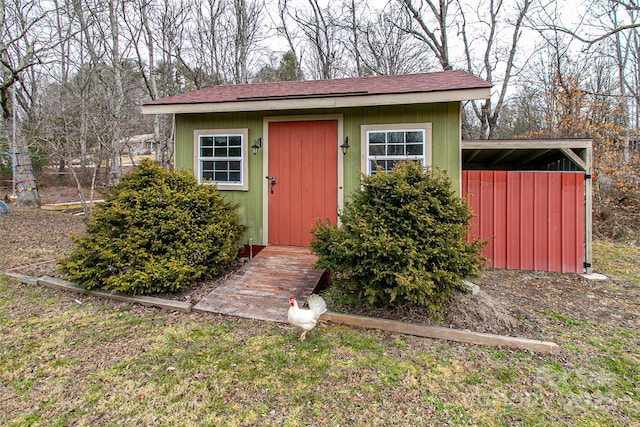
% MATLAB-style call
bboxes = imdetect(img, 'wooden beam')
[40,200,104,211]
[37,276,193,313]
[3,271,39,285]
[559,148,587,171]
[584,144,594,274]
[321,311,560,354]
[464,149,482,163]
[462,139,592,150]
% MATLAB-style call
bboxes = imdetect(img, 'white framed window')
[361,123,432,175]
[194,128,249,191]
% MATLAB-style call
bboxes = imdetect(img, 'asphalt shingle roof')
[144,70,491,107]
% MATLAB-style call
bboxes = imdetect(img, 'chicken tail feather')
[307,294,327,317]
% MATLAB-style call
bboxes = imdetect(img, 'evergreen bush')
[58,160,246,295]
[310,161,485,317]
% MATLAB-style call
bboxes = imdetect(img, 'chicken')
[287,294,327,341]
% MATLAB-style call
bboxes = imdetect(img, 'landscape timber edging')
[3,271,39,285]
[3,272,192,313]
[40,200,105,211]
[320,311,560,354]
[37,276,193,313]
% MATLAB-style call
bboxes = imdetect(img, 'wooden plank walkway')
[193,246,328,323]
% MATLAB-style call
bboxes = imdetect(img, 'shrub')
[58,160,246,295]
[310,161,485,318]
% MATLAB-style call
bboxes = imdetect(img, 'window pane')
[229,161,241,171]
[369,132,385,143]
[215,172,227,181]
[228,135,241,146]
[229,172,241,182]
[214,136,228,147]
[229,147,241,157]
[371,160,392,173]
[200,136,214,147]
[406,144,423,155]
[214,161,228,171]
[370,160,381,173]
[369,144,385,156]
[202,160,214,170]
[387,131,404,144]
[406,131,423,143]
[214,147,227,157]
[203,171,214,180]
[388,144,404,155]
[201,147,213,157]
[372,159,395,172]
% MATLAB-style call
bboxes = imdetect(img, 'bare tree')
[108,0,125,185]
[121,0,175,167]
[398,0,454,71]
[36,78,107,217]
[0,0,58,207]
[185,0,230,87]
[37,0,109,210]
[231,0,264,84]
[252,50,304,82]
[628,19,640,130]
[586,1,640,132]
[551,0,640,47]
[284,0,346,79]
[533,0,639,161]
[342,0,366,76]
[358,3,434,76]
[274,0,304,68]
[459,0,534,139]
[71,0,128,185]
[181,0,264,87]
[153,0,190,96]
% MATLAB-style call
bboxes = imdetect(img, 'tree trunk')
[109,0,123,186]
[137,0,164,166]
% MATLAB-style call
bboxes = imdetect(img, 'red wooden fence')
[462,170,585,273]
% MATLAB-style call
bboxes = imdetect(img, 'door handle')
[266,176,276,194]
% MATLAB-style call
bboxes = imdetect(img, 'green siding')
[174,102,461,245]
[342,102,461,196]
[175,112,264,245]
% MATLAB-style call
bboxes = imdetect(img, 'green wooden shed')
[142,71,492,248]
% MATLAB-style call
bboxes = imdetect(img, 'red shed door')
[267,120,338,247]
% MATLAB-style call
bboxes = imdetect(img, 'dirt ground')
[1,186,637,340]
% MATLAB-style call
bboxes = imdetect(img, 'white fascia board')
[462,139,592,150]
[141,87,491,115]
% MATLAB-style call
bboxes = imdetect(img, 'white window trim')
[194,128,249,191]
[360,123,433,175]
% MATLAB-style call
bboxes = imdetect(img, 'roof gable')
[142,70,492,114]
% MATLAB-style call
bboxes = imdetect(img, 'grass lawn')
[0,241,638,426]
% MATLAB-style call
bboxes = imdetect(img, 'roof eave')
[142,87,491,115]
[462,138,593,150]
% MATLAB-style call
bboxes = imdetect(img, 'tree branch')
[551,22,640,47]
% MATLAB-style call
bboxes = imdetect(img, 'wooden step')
[193,245,326,323]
